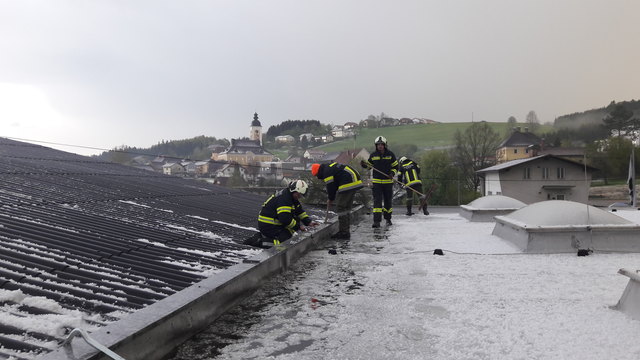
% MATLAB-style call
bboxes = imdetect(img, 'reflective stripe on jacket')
[398,160,422,187]
[258,188,310,230]
[317,162,364,201]
[366,149,398,184]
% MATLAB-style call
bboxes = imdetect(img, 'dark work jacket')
[364,148,398,185]
[258,188,311,232]
[316,162,364,201]
[398,159,422,187]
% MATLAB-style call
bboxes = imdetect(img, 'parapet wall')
[41,206,366,360]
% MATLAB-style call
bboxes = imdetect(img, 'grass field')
[312,122,553,153]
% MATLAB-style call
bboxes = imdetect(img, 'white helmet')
[399,156,407,163]
[374,136,387,145]
[288,180,308,196]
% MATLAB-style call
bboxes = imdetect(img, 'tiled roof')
[498,130,542,147]
[0,138,266,359]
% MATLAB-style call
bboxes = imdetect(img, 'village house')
[495,127,542,163]
[476,154,596,204]
[313,135,334,143]
[303,149,327,161]
[299,133,314,142]
[331,125,345,138]
[162,162,184,176]
[275,135,295,144]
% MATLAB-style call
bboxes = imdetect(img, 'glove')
[360,160,370,168]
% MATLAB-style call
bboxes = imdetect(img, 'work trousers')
[258,223,294,242]
[336,190,357,233]
[372,183,393,223]
[405,183,423,203]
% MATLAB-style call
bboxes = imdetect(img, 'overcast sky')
[1,0,639,156]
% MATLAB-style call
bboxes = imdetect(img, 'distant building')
[217,113,274,166]
[162,162,184,176]
[303,149,327,161]
[275,135,295,144]
[539,147,586,164]
[476,154,596,204]
[299,133,314,142]
[313,135,334,143]
[495,127,543,163]
[249,112,263,145]
[331,125,345,138]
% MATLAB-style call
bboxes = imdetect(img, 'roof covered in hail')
[499,200,632,226]
[0,137,271,359]
[464,195,526,209]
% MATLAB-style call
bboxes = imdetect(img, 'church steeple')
[249,112,262,145]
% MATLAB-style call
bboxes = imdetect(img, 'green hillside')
[313,122,553,153]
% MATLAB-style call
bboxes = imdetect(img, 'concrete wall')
[41,206,366,360]
[492,219,640,253]
[498,157,591,204]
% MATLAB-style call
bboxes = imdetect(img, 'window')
[523,167,531,179]
[514,149,518,154]
[542,168,549,179]
[557,167,565,179]
[556,194,565,200]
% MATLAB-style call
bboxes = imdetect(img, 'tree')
[300,135,309,150]
[451,122,501,193]
[109,145,132,165]
[525,110,539,132]
[227,164,248,187]
[603,104,638,139]
[587,137,634,184]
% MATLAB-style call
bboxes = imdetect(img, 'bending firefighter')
[361,136,398,228]
[311,162,364,239]
[397,156,428,216]
[257,180,318,246]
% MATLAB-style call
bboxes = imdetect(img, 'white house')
[162,163,184,176]
[476,154,596,204]
[275,135,295,144]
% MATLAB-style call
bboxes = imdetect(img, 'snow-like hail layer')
[172,209,640,360]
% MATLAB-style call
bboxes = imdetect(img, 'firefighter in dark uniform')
[397,156,425,216]
[361,136,398,228]
[257,180,318,246]
[311,162,364,239]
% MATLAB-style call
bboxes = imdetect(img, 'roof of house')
[221,139,271,155]
[477,154,597,173]
[498,130,542,148]
[333,148,369,165]
[0,137,267,358]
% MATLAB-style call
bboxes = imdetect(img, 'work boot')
[406,205,413,216]
[372,222,380,228]
[330,231,350,239]
[386,219,393,226]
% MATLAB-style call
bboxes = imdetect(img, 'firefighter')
[361,136,398,228]
[311,162,364,239]
[257,180,318,246]
[397,156,425,216]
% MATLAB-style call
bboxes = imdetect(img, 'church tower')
[249,112,262,145]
